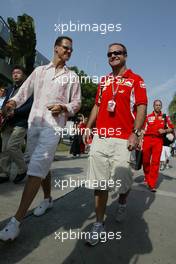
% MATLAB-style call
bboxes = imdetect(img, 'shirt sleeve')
[166,116,174,129]
[11,69,36,108]
[134,76,148,106]
[65,73,81,116]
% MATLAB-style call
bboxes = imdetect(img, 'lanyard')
[111,70,127,99]
[112,80,120,100]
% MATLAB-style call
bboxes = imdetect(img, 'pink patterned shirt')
[12,62,81,128]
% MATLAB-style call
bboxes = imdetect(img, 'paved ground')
[0,152,176,264]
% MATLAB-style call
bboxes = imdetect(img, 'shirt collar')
[108,68,132,79]
[45,61,69,72]
[152,111,163,117]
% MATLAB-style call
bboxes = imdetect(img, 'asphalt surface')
[0,152,176,264]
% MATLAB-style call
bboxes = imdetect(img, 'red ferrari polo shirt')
[94,69,148,139]
[144,111,174,137]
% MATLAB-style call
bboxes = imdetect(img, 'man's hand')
[158,128,166,134]
[83,127,92,144]
[2,100,16,117]
[127,133,139,151]
[47,104,63,117]
[5,100,16,111]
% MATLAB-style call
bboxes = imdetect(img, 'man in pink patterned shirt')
[0,36,81,241]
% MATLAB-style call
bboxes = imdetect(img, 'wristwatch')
[132,128,142,137]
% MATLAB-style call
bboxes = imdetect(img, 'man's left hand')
[47,104,63,117]
[127,133,139,151]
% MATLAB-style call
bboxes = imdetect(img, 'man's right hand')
[5,100,16,111]
[2,100,16,117]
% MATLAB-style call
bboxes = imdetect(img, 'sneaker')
[116,204,127,222]
[33,198,53,216]
[160,164,165,171]
[86,222,106,246]
[0,217,20,241]
[165,164,169,169]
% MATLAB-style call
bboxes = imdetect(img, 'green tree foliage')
[70,66,98,117]
[7,13,36,75]
[168,93,176,126]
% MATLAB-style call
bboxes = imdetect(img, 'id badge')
[107,99,116,112]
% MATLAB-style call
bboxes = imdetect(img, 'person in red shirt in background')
[142,100,174,192]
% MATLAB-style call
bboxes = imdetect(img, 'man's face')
[0,88,5,97]
[108,44,127,68]
[54,39,73,63]
[154,101,162,113]
[12,69,25,84]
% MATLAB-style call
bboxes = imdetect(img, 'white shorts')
[86,136,133,193]
[26,126,61,178]
[160,146,171,162]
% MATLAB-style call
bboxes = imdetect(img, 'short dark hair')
[108,43,127,56]
[54,36,72,46]
[12,65,26,74]
[153,99,162,106]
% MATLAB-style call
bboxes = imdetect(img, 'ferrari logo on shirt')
[116,78,134,87]
[123,80,134,87]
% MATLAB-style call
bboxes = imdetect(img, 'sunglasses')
[60,45,73,52]
[107,50,125,58]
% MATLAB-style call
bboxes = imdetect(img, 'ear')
[54,46,58,53]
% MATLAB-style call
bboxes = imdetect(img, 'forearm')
[86,104,99,128]
[134,105,147,130]
[165,127,173,133]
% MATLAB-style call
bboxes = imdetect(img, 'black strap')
[162,113,168,129]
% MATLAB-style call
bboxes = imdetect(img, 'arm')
[86,104,99,129]
[128,76,148,150]
[128,105,147,150]
[14,95,33,116]
[82,104,99,143]
[134,105,147,130]
[65,73,81,116]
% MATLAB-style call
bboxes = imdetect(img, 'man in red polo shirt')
[142,100,174,191]
[84,43,148,246]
